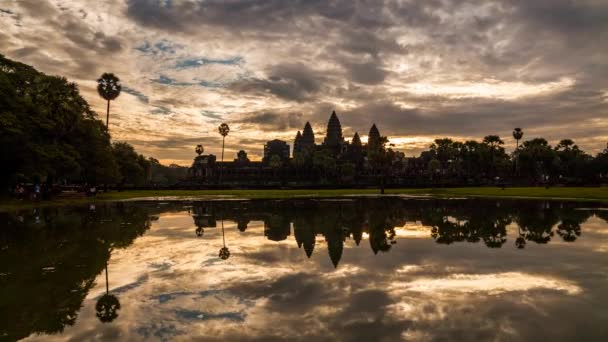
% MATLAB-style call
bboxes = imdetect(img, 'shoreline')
[2,187,608,211]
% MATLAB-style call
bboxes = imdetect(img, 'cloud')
[1,0,607,164]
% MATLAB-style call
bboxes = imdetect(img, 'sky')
[1,0,607,165]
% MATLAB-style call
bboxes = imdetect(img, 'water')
[1,197,607,341]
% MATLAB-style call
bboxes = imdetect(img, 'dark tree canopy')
[0,55,164,191]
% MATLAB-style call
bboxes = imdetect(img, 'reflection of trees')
[515,203,559,244]
[1,198,599,339]
[515,226,526,249]
[96,262,121,323]
[96,294,120,323]
[368,206,397,254]
[0,204,151,341]
[480,217,510,248]
[556,208,587,242]
[186,198,594,266]
[219,220,231,260]
[264,214,291,242]
[192,204,217,237]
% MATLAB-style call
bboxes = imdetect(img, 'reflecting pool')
[1,197,608,341]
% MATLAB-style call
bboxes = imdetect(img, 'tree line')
[2,54,608,192]
[417,133,608,185]
[0,55,185,194]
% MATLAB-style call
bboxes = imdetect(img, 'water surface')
[1,198,607,341]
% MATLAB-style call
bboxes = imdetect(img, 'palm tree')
[512,128,524,176]
[483,135,504,179]
[97,73,122,131]
[218,123,230,184]
[195,144,204,156]
[512,128,524,149]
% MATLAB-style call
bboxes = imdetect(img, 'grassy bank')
[2,187,608,211]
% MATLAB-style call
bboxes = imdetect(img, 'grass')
[2,187,608,211]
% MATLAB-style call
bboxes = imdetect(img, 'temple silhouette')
[188,110,414,184]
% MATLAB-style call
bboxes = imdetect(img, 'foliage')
[97,73,121,101]
[0,55,117,187]
[0,55,175,191]
[112,142,150,186]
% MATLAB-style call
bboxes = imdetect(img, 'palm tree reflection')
[96,262,121,323]
[218,220,231,260]
[515,226,526,249]
[185,199,596,268]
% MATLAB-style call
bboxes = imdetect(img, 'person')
[14,184,24,200]
[89,185,97,197]
[33,184,40,200]
[18,184,25,200]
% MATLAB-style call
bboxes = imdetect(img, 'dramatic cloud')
[1,0,607,164]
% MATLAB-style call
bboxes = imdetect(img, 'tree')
[96,73,121,131]
[112,142,149,186]
[0,55,122,190]
[512,128,524,177]
[195,144,204,156]
[516,138,558,183]
[512,128,524,149]
[313,149,337,181]
[554,139,590,182]
[427,159,441,183]
[339,162,356,183]
[482,135,506,180]
[218,123,230,184]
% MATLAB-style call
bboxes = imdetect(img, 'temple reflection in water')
[190,198,597,268]
[1,198,606,341]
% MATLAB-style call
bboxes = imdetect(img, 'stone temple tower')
[323,110,344,148]
[368,123,381,150]
[301,122,315,148]
[293,131,303,155]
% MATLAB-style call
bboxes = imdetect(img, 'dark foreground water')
[1,197,607,341]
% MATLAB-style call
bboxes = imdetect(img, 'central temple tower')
[323,110,344,148]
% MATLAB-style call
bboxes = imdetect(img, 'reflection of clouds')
[23,208,608,341]
[389,272,582,295]
[395,223,431,238]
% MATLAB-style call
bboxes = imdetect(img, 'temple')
[188,110,422,185]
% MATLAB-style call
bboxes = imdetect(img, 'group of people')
[13,183,43,200]
[11,183,99,200]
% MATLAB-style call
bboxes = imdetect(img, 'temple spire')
[368,123,380,149]
[301,122,315,147]
[323,110,344,147]
[294,130,302,155]
[352,132,362,147]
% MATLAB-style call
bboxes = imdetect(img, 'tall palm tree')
[218,123,230,184]
[512,128,524,149]
[97,73,122,131]
[195,144,204,156]
[512,128,524,176]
